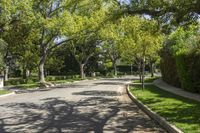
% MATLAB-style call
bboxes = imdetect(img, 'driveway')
[0,78,165,133]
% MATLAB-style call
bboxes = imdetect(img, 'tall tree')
[32,0,116,83]
[1,0,35,80]
[69,36,98,78]
[99,23,123,76]
[67,0,117,78]
[0,39,7,75]
[31,0,78,83]
[120,16,163,88]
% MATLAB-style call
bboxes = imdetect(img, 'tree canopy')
[0,0,199,87]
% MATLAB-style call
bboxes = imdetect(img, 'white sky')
[119,0,130,5]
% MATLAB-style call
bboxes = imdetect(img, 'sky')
[119,0,131,5]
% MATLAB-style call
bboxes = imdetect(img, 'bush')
[175,54,193,92]
[106,72,115,78]
[5,75,80,86]
[175,50,200,93]
[190,52,200,93]
[46,76,67,81]
[160,49,181,87]
[160,25,200,93]
[4,77,39,86]
[161,49,200,93]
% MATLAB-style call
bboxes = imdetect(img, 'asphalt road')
[0,78,165,133]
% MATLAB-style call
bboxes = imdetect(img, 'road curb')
[0,92,15,98]
[126,85,183,133]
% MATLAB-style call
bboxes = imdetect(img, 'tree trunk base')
[39,82,55,88]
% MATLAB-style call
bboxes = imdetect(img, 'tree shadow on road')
[52,84,97,89]
[0,96,164,133]
[72,90,122,96]
[94,82,126,85]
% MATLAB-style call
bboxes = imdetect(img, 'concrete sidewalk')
[154,79,200,102]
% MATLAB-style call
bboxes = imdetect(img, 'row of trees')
[0,0,163,82]
[0,0,117,82]
[0,0,199,88]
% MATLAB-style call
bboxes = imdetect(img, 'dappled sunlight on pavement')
[0,78,165,133]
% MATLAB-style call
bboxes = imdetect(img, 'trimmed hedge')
[160,26,200,93]
[5,75,80,86]
[160,50,181,87]
[175,51,200,93]
[5,77,38,86]
[161,49,200,93]
[175,54,192,92]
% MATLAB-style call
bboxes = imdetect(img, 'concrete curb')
[126,85,183,133]
[0,92,15,98]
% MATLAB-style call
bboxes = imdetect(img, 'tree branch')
[48,37,75,52]
[84,52,94,65]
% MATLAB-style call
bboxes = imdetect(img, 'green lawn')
[0,90,11,95]
[130,85,200,133]
[5,76,88,90]
[134,77,159,83]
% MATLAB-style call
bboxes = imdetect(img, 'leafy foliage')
[0,39,7,71]
[126,0,200,28]
[161,25,200,93]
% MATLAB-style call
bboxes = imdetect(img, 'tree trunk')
[1,71,4,76]
[26,69,30,78]
[80,64,85,79]
[22,66,30,80]
[139,71,142,83]
[4,66,9,81]
[22,67,26,79]
[131,63,133,75]
[113,62,117,76]
[39,52,47,83]
[137,62,142,82]
[141,57,145,89]
[29,70,32,77]
[150,62,155,77]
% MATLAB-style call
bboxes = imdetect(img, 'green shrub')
[46,76,67,81]
[160,25,200,93]
[161,47,200,93]
[4,77,39,86]
[5,78,26,86]
[175,54,194,92]
[106,72,115,78]
[160,50,181,87]
[168,45,200,93]
[184,50,200,93]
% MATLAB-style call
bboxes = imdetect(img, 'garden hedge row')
[175,51,200,93]
[160,50,181,88]
[161,49,200,93]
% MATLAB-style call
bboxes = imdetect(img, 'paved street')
[0,78,165,133]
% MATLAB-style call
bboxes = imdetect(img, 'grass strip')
[0,90,11,95]
[130,85,200,133]
[134,77,159,83]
